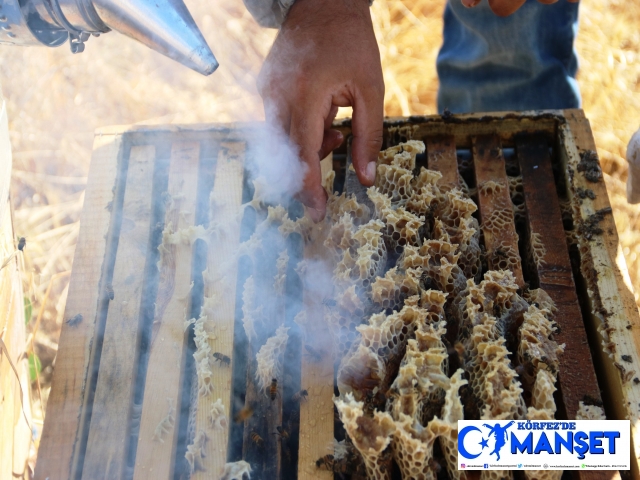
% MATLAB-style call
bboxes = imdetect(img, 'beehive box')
[35,110,640,480]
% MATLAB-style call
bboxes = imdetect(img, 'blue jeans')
[437,0,580,113]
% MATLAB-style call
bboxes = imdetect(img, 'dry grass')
[2,0,638,468]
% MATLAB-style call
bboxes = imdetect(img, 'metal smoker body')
[0,0,218,75]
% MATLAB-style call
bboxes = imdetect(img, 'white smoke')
[245,123,307,206]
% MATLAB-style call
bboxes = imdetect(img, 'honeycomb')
[241,276,260,342]
[255,325,289,392]
[576,401,606,420]
[273,249,289,296]
[219,460,252,480]
[375,205,424,255]
[323,168,336,196]
[432,189,482,280]
[371,268,421,312]
[209,398,227,431]
[236,140,571,480]
[326,284,368,358]
[477,179,521,273]
[335,394,396,480]
[529,231,547,269]
[524,371,561,480]
[458,272,530,420]
[152,398,176,443]
[185,430,208,474]
[518,305,564,395]
[193,313,214,396]
[508,175,524,205]
[333,219,387,291]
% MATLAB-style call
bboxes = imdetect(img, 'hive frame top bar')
[94,109,566,147]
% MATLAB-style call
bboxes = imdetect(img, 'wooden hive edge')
[560,109,640,475]
[94,109,565,143]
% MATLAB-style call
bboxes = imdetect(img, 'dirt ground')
[1,0,638,471]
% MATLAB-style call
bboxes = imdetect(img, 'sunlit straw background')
[1,0,638,470]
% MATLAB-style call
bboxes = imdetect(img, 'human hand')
[461,0,579,17]
[258,0,384,221]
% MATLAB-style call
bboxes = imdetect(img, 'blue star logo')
[480,437,489,449]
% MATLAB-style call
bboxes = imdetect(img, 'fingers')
[290,105,329,222]
[461,0,482,7]
[487,0,527,16]
[319,129,344,162]
[351,86,384,187]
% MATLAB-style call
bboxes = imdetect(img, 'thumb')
[351,86,384,187]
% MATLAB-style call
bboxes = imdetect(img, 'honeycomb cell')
[335,394,396,480]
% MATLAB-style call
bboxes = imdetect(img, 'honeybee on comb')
[321,297,337,309]
[234,405,254,423]
[105,284,114,301]
[267,378,279,401]
[250,432,263,447]
[273,426,289,441]
[212,352,231,367]
[303,345,323,363]
[292,389,308,403]
[66,314,83,327]
[315,454,334,470]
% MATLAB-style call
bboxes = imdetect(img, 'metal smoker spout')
[0,0,218,75]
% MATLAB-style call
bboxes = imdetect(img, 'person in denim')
[438,0,580,113]
[245,0,580,218]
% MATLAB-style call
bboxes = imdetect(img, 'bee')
[321,298,337,309]
[250,432,263,447]
[17,237,26,251]
[234,405,254,423]
[363,390,376,416]
[268,378,279,401]
[315,454,334,470]
[105,284,114,301]
[304,345,323,363]
[292,389,308,403]
[66,314,83,327]
[274,426,289,441]
[212,352,231,367]
[428,458,442,473]
[332,459,353,474]
[420,271,434,290]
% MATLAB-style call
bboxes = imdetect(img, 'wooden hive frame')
[35,109,640,480]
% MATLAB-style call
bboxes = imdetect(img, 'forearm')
[244,0,372,28]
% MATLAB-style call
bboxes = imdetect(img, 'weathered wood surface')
[35,133,124,480]
[426,135,460,190]
[192,142,245,479]
[297,154,336,480]
[473,134,524,287]
[82,145,156,479]
[97,110,563,152]
[561,109,640,476]
[517,136,604,423]
[240,201,289,479]
[133,142,201,480]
